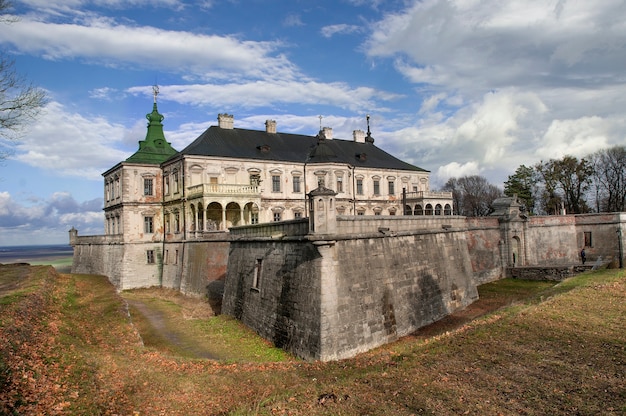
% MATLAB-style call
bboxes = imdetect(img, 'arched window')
[435,204,442,215]
[415,204,423,215]
[425,204,433,215]
[444,204,452,215]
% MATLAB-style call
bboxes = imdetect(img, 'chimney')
[217,113,234,129]
[321,127,333,140]
[265,119,276,134]
[353,129,365,143]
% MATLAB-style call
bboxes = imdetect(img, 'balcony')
[403,190,453,201]
[186,183,261,199]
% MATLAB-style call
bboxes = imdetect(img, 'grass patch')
[122,288,293,362]
[1,265,624,415]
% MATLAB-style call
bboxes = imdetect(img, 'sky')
[0,0,625,246]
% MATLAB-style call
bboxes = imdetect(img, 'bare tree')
[590,146,626,212]
[0,0,47,160]
[443,175,503,216]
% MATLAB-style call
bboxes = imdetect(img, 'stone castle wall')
[319,229,479,361]
[71,233,229,297]
[222,217,480,361]
[71,210,625,360]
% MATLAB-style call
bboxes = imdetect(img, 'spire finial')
[365,114,375,144]
[152,85,159,104]
[318,115,323,131]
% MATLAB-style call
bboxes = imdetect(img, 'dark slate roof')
[171,126,427,172]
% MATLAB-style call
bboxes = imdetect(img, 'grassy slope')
[0,265,624,415]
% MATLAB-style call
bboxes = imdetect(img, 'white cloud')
[538,116,610,160]
[13,101,129,179]
[131,81,401,113]
[436,161,480,183]
[360,0,626,185]
[0,191,103,246]
[18,0,183,16]
[0,17,297,82]
[283,14,304,27]
[321,24,361,38]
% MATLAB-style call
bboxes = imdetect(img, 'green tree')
[0,0,47,160]
[504,164,537,214]
[535,156,592,214]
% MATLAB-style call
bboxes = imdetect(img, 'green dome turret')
[126,86,178,164]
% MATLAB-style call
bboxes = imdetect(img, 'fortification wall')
[116,242,163,290]
[222,240,323,361]
[222,227,479,361]
[525,215,578,266]
[464,217,503,284]
[71,237,126,287]
[178,239,229,299]
[320,229,479,361]
[574,213,626,266]
[335,215,466,235]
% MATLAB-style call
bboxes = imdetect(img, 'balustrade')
[187,183,260,198]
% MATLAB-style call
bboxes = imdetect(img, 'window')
[174,250,179,264]
[144,178,153,196]
[114,177,120,199]
[164,250,169,264]
[144,216,154,233]
[251,212,259,224]
[164,175,170,195]
[146,250,155,264]
[584,232,592,247]
[252,259,263,290]
[373,180,380,195]
[173,170,179,193]
[388,181,395,195]
[356,178,363,195]
[293,176,301,193]
[336,176,343,193]
[273,211,281,222]
[272,175,281,192]
[165,214,170,233]
[294,211,302,219]
[174,212,180,233]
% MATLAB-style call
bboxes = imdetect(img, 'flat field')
[0,264,624,415]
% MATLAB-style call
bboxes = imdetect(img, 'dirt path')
[125,297,220,360]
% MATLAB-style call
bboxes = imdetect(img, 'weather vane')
[318,115,323,131]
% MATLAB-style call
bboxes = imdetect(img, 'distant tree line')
[441,145,626,217]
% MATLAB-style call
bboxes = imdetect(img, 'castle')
[70,95,625,361]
